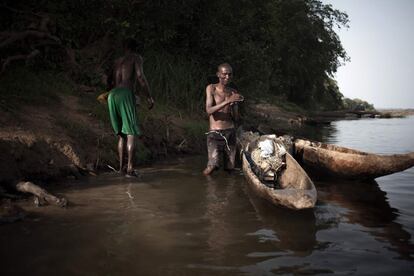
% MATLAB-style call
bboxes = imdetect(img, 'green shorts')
[107,87,141,136]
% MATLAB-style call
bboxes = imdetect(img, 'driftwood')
[15,181,67,207]
[294,139,414,180]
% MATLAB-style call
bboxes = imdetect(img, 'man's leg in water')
[126,135,139,177]
[117,134,126,173]
[203,133,220,175]
[224,145,236,172]
[224,129,237,172]
[126,135,135,173]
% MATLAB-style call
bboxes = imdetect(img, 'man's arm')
[135,55,154,109]
[205,85,243,115]
[229,89,242,122]
[97,62,115,104]
[232,102,240,122]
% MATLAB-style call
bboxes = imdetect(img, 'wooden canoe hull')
[242,140,317,210]
[294,139,414,180]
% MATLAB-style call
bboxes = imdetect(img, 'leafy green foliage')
[265,0,349,106]
[343,98,375,111]
[1,0,363,111]
[144,52,206,113]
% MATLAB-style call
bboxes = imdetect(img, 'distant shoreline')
[377,108,414,117]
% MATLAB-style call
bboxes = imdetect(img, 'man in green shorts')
[107,38,154,177]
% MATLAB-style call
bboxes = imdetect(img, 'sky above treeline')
[322,0,414,109]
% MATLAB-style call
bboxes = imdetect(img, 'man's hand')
[227,93,244,104]
[147,97,155,110]
[97,91,109,104]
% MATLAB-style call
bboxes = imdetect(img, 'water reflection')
[203,172,257,266]
[204,175,237,261]
[317,179,414,260]
[244,186,317,256]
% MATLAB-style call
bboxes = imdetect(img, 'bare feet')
[125,169,140,178]
[203,166,215,176]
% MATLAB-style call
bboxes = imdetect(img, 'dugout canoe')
[294,139,414,180]
[241,135,317,210]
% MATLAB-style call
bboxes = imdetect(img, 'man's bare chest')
[213,90,231,104]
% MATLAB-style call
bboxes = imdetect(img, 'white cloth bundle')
[258,139,274,158]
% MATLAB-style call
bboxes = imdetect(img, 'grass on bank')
[144,51,206,114]
[0,62,304,165]
[0,66,74,112]
[265,94,307,114]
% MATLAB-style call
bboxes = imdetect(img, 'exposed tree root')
[15,181,67,207]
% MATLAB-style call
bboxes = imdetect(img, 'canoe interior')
[242,135,317,209]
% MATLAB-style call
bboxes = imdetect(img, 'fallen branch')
[1,49,40,74]
[0,30,59,49]
[15,181,67,207]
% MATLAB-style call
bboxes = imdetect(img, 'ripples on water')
[1,117,413,275]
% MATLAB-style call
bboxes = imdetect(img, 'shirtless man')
[107,38,154,177]
[203,63,244,175]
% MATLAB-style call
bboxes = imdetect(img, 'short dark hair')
[217,63,232,72]
[123,38,138,52]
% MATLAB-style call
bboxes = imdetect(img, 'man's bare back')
[113,53,146,93]
[106,38,154,178]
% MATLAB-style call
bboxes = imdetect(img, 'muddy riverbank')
[0,89,409,222]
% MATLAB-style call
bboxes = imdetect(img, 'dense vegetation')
[1,0,373,112]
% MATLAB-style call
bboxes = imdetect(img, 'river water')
[1,116,414,275]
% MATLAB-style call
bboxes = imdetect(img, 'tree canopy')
[1,0,352,110]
